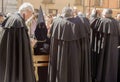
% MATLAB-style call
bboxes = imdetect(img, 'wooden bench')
[33,55,49,81]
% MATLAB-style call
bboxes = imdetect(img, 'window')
[48,9,58,15]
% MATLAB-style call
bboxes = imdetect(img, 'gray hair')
[102,8,112,18]
[90,8,97,17]
[61,7,73,18]
[18,2,34,13]
[78,12,85,17]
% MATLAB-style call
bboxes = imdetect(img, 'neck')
[18,12,26,20]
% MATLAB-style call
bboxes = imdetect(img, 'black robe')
[34,6,50,55]
[90,17,119,82]
[48,17,91,82]
[117,20,120,82]
[33,6,50,82]
[0,13,36,82]
[90,17,101,82]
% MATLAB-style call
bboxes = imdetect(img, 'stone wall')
[0,0,17,14]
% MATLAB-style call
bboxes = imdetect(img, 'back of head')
[61,7,73,18]
[90,8,98,18]
[73,6,78,16]
[102,8,112,18]
[78,12,85,17]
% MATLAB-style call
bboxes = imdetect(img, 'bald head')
[78,12,85,17]
[90,8,97,17]
[102,8,112,18]
[117,14,120,21]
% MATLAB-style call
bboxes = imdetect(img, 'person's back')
[0,3,36,82]
[48,7,91,82]
[90,8,120,82]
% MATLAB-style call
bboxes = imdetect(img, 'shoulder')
[4,13,25,28]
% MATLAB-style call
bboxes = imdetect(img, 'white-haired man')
[0,2,36,82]
[18,2,34,21]
[102,8,113,18]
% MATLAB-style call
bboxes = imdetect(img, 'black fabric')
[48,17,91,82]
[77,16,90,36]
[34,6,50,55]
[35,22,48,41]
[34,6,49,82]
[34,22,50,55]
[34,38,50,55]
[38,66,48,82]
[90,17,101,82]
[117,20,120,82]
[0,13,36,82]
[90,17,120,82]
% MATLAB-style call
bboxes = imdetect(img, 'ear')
[22,12,26,19]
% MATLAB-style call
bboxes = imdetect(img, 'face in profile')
[117,14,120,21]
[24,9,34,21]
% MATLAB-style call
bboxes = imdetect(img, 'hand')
[30,38,37,48]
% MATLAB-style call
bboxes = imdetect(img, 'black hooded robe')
[90,17,119,82]
[48,17,91,82]
[0,13,36,82]
[33,6,50,82]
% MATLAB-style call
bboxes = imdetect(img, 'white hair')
[61,7,73,18]
[78,12,85,17]
[18,2,34,13]
[117,14,120,18]
[102,8,112,18]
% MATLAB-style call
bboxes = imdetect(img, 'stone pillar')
[0,0,17,14]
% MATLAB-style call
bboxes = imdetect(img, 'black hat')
[34,6,48,41]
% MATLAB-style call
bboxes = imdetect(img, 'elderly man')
[90,8,120,82]
[0,2,36,82]
[48,6,91,82]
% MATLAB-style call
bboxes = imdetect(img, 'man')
[48,7,91,82]
[73,6,78,17]
[89,8,100,26]
[89,8,101,82]
[0,2,36,82]
[77,11,90,29]
[34,6,50,55]
[90,8,119,82]
[33,7,50,82]
[116,13,120,82]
